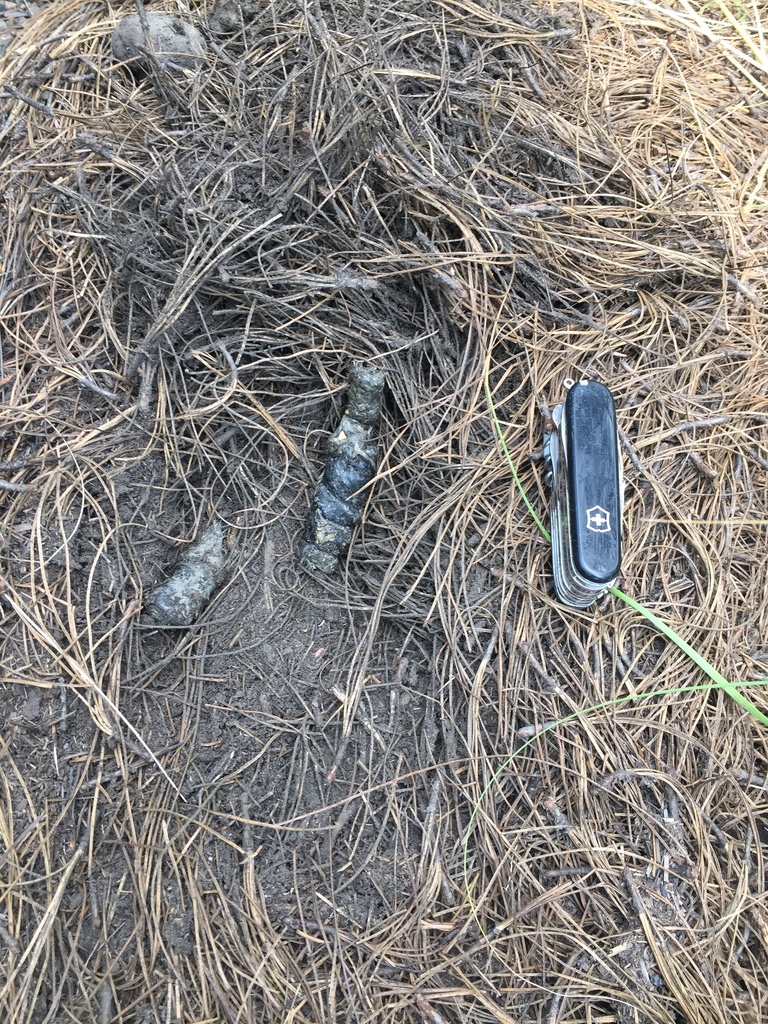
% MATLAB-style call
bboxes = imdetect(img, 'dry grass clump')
[1,1,767,1022]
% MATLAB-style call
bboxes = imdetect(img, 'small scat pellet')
[111,13,208,75]
[144,522,226,627]
[301,363,386,574]
[345,364,386,426]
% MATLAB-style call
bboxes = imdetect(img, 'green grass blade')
[484,374,550,541]
[462,678,768,897]
[610,586,768,725]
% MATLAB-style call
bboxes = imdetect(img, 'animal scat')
[301,363,386,573]
[346,364,386,426]
[111,13,208,75]
[208,0,260,36]
[144,522,226,627]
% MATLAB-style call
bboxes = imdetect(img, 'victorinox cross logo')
[586,506,611,533]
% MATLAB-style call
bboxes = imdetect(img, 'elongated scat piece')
[301,363,386,573]
[144,521,226,626]
[346,364,386,425]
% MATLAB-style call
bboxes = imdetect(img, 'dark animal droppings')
[301,364,386,573]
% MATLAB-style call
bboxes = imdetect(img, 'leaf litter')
[0,1,767,1022]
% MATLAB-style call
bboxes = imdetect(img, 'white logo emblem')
[586,506,611,533]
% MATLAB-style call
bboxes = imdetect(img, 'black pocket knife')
[543,379,622,608]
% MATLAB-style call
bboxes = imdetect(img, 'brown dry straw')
[1,0,767,1022]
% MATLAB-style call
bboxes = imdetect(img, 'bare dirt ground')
[1,1,767,1022]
